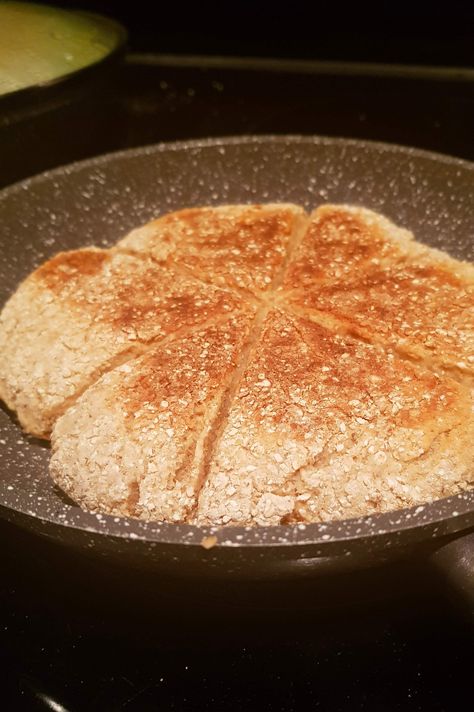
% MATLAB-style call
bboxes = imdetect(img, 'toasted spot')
[283,204,414,288]
[289,254,474,381]
[118,203,306,293]
[37,249,109,290]
[195,310,474,526]
[0,248,247,437]
[50,314,254,522]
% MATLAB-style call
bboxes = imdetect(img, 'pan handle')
[430,531,474,608]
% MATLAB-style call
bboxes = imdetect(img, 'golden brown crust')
[117,204,307,294]
[50,313,255,521]
[35,248,243,336]
[195,310,474,525]
[290,262,474,379]
[36,249,110,288]
[284,206,474,381]
[0,248,246,437]
[1,203,473,526]
[282,204,415,289]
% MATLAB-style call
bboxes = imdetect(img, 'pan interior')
[0,135,473,548]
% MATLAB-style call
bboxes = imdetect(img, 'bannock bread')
[0,203,473,526]
[50,314,254,521]
[117,204,307,295]
[196,310,473,526]
[283,205,474,382]
[0,249,245,437]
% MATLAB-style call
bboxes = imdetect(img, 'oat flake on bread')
[0,204,473,526]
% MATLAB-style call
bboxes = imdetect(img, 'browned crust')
[0,248,247,437]
[50,312,256,521]
[282,204,415,289]
[195,309,474,525]
[117,203,307,295]
[36,249,109,288]
[283,205,474,383]
[1,203,473,526]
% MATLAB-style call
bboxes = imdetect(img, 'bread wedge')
[284,205,474,383]
[50,313,254,521]
[195,310,474,525]
[0,248,245,437]
[117,204,307,295]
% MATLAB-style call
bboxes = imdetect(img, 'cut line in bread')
[117,204,308,296]
[282,206,474,385]
[50,313,255,520]
[185,207,312,515]
[0,248,248,437]
[282,204,417,289]
[194,310,474,526]
[281,300,474,388]
[115,247,266,309]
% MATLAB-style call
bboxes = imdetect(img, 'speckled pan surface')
[0,135,473,553]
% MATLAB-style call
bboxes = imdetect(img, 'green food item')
[0,2,122,96]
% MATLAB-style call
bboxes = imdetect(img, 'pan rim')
[1,492,473,550]
[0,133,473,550]
[1,133,473,202]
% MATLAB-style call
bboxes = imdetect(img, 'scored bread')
[290,261,474,383]
[195,310,474,526]
[1,202,473,526]
[117,204,307,294]
[0,248,246,438]
[281,204,417,287]
[50,313,254,521]
[283,205,474,383]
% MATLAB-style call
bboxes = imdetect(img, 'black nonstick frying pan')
[0,136,473,598]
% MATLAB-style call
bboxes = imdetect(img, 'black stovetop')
[1,517,473,711]
[1,55,473,710]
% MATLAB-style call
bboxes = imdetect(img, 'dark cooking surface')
[1,517,473,711]
[1,55,473,709]
[2,54,474,188]
[1,134,473,563]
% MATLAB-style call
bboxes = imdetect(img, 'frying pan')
[0,8,127,190]
[0,136,473,599]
